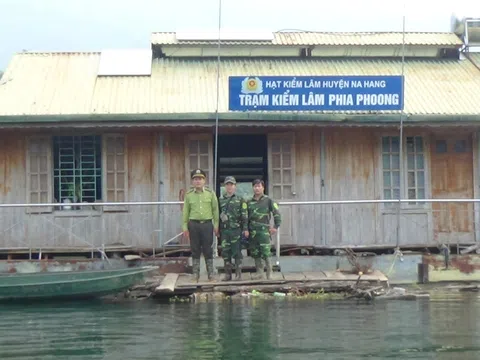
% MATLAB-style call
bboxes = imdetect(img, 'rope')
[386,247,403,277]
[212,0,222,257]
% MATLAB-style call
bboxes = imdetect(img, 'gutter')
[0,112,479,127]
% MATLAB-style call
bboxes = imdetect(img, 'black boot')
[223,261,232,281]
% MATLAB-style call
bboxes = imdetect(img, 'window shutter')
[103,134,128,212]
[268,133,296,200]
[26,136,53,213]
[380,135,426,207]
[185,134,213,188]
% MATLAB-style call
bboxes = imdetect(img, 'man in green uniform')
[219,176,249,281]
[182,169,220,281]
[247,179,281,280]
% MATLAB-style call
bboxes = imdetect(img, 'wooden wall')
[0,131,160,250]
[323,128,378,246]
[0,127,477,251]
[0,133,27,248]
[430,131,475,244]
[161,132,188,245]
[290,129,322,246]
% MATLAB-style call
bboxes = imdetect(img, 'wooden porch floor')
[154,270,389,296]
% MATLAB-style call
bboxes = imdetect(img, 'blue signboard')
[228,75,404,111]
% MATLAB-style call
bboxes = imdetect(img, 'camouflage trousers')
[248,227,271,259]
[220,228,243,262]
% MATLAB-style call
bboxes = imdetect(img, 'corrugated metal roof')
[151,31,462,46]
[1,52,480,118]
[469,53,480,68]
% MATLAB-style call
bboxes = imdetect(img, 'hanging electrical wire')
[396,4,407,248]
[212,0,222,257]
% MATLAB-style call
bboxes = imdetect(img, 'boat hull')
[0,266,157,301]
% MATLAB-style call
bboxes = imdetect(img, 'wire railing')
[0,199,478,266]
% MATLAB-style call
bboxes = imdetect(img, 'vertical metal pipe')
[320,129,327,246]
[211,0,222,259]
[213,0,222,189]
[157,135,164,250]
[276,231,280,266]
[396,7,406,248]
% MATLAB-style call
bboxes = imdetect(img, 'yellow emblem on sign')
[241,76,263,94]
[247,79,258,91]
[242,202,247,209]
[273,202,279,209]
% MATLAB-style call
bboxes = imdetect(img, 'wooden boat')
[0,265,158,301]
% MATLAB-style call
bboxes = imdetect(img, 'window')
[454,139,467,153]
[103,135,128,204]
[185,135,213,187]
[26,134,128,212]
[382,136,400,203]
[435,140,447,153]
[269,133,295,200]
[382,136,425,206]
[406,136,425,203]
[435,138,468,154]
[26,136,52,213]
[53,136,102,204]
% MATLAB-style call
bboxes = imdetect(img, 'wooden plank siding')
[430,131,475,244]
[0,126,478,251]
[323,128,378,246]
[162,132,190,246]
[0,133,28,248]
[289,129,322,246]
[0,131,160,250]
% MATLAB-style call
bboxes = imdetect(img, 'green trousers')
[220,228,243,262]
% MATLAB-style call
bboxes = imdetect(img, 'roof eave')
[0,113,479,126]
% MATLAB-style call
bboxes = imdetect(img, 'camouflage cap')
[191,169,206,179]
[224,176,236,184]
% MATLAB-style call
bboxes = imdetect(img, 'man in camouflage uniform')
[219,176,249,281]
[247,179,281,280]
[182,169,219,282]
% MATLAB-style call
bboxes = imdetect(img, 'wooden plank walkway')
[155,273,179,293]
[153,270,389,296]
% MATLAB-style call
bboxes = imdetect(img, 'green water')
[1,292,479,359]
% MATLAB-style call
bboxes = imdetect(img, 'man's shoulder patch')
[242,202,247,209]
[273,202,279,210]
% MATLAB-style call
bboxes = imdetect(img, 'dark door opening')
[215,134,268,198]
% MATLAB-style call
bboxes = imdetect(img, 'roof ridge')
[150,31,457,35]
[16,51,101,56]
[285,31,456,34]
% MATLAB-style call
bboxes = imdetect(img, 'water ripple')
[0,295,479,359]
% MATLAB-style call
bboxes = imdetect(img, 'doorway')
[215,134,268,198]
